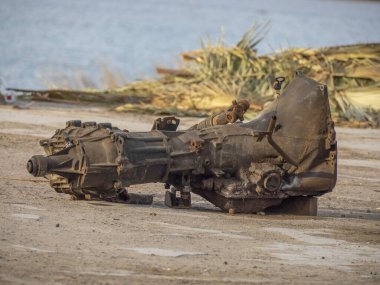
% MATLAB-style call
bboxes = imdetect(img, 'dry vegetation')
[12,25,380,126]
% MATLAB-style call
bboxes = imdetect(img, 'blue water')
[0,0,379,89]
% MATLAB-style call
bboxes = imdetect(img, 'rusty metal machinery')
[27,74,337,213]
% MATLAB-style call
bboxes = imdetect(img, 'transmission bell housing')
[27,75,337,213]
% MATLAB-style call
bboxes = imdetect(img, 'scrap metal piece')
[151,116,180,131]
[26,75,337,214]
[164,186,192,209]
[273,76,285,91]
[188,99,250,130]
[113,190,153,205]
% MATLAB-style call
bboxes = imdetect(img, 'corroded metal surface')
[26,74,337,213]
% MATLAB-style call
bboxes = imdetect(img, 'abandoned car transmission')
[26,74,337,214]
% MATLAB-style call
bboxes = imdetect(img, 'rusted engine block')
[27,75,337,213]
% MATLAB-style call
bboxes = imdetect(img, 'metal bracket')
[151,116,180,131]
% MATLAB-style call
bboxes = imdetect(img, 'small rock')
[321,256,325,259]
[224,261,228,265]
[149,213,157,216]
[56,223,60,227]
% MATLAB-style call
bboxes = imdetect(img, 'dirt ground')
[0,103,379,285]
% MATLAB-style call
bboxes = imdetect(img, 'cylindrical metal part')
[27,155,49,177]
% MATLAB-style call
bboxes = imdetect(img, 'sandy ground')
[0,103,379,285]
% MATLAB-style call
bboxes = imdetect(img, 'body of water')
[0,0,379,89]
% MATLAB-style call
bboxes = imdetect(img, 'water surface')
[0,0,379,88]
